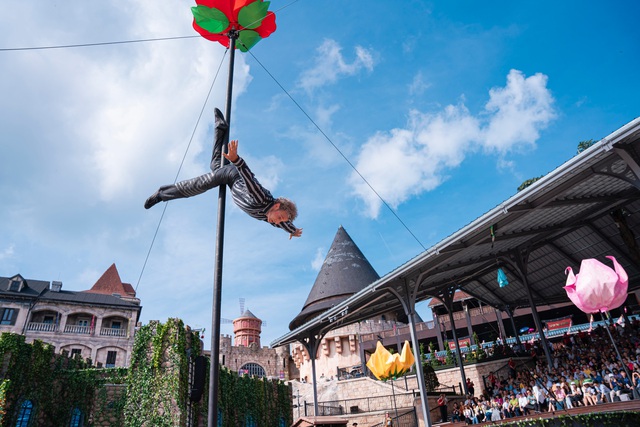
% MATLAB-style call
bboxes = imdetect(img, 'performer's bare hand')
[290,228,303,239]
[223,140,239,162]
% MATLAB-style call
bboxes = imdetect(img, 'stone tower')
[233,309,262,347]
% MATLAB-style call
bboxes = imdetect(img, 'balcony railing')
[64,324,91,334]
[100,327,126,337]
[26,322,58,332]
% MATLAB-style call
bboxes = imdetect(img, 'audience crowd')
[448,319,640,424]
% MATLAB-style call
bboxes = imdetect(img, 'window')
[106,351,117,368]
[16,399,33,427]
[71,349,82,358]
[1,308,16,326]
[245,415,256,427]
[111,321,121,329]
[279,417,287,427]
[43,315,54,324]
[9,280,21,292]
[69,407,83,427]
[77,319,89,327]
[238,363,266,377]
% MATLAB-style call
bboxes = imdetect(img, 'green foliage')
[445,347,455,365]
[1,319,292,426]
[517,176,543,192]
[124,318,198,427]
[0,332,124,427]
[498,411,639,426]
[577,139,596,154]
[421,363,440,392]
[218,367,292,427]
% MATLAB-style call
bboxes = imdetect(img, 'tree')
[517,176,543,192]
[577,139,596,154]
[422,363,440,392]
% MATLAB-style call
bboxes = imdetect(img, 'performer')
[144,109,302,239]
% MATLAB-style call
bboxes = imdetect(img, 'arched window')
[69,407,83,427]
[238,363,266,377]
[279,416,287,427]
[245,414,256,427]
[16,399,33,427]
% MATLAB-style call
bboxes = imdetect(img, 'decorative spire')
[289,226,379,330]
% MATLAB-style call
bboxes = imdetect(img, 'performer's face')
[267,204,289,224]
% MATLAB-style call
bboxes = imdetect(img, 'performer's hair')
[276,197,298,221]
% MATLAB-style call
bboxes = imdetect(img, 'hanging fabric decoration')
[564,256,628,313]
[497,268,509,287]
[191,0,277,52]
[490,225,496,249]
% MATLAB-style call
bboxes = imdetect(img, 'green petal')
[238,1,270,30]
[238,30,261,52]
[191,5,229,34]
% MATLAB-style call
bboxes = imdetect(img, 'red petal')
[254,11,276,38]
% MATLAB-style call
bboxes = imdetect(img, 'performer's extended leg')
[210,108,228,172]
[144,166,238,209]
[144,107,229,210]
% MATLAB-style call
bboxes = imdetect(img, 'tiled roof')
[85,263,136,297]
[290,226,379,330]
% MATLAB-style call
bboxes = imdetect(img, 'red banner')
[545,316,572,331]
[448,337,471,349]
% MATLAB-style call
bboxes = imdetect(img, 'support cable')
[0,35,199,52]
[135,48,229,291]
[244,47,427,250]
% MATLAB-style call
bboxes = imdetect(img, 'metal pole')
[601,312,640,399]
[208,32,237,427]
[408,312,432,427]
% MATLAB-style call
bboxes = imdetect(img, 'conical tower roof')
[289,226,379,330]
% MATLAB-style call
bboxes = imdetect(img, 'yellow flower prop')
[366,340,415,381]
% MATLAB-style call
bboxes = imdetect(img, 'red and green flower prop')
[191,0,276,52]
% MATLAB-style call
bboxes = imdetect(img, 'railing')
[64,325,91,334]
[100,327,126,337]
[337,364,365,380]
[369,408,418,427]
[26,322,57,332]
[304,392,416,416]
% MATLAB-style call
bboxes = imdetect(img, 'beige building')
[0,263,142,367]
[216,309,293,379]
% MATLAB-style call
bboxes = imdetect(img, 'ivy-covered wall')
[0,332,126,426]
[123,318,204,427]
[0,318,293,426]
[124,318,293,427]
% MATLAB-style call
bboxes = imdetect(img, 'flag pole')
[208,29,238,427]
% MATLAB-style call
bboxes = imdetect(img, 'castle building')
[217,309,293,379]
[0,264,142,367]
[289,226,403,381]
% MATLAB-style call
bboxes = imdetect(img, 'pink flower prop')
[564,256,628,313]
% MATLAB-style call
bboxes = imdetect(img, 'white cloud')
[311,247,325,271]
[350,69,556,218]
[409,71,431,96]
[297,39,376,93]
[0,245,14,261]
[483,70,556,152]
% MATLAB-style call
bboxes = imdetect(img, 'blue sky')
[1,1,638,347]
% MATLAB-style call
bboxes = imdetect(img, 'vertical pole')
[442,291,468,395]
[209,32,237,427]
[514,253,553,368]
[408,312,432,427]
[463,304,474,345]
[434,314,445,352]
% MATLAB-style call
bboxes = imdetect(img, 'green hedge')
[498,411,639,427]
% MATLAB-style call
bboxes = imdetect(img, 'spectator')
[451,402,461,423]
[437,394,448,423]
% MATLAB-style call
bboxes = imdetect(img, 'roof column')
[387,279,433,427]
[513,251,553,367]
[433,313,445,352]
[440,287,469,396]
